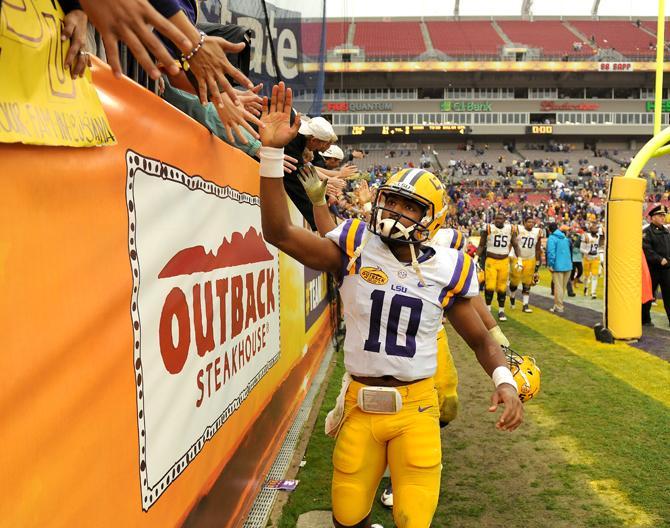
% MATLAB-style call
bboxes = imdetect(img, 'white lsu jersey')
[326,219,478,382]
[517,226,541,259]
[580,233,600,259]
[485,223,516,257]
[430,227,467,252]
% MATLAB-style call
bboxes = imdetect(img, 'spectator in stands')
[59,2,92,78]
[70,0,188,79]
[72,0,253,111]
[283,116,339,229]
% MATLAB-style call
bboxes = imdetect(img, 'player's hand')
[661,257,668,267]
[533,272,540,285]
[62,9,90,78]
[79,0,189,80]
[188,35,254,108]
[260,82,301,148]
[298,165,328,206]
[489,326,510,348]
[515,258,524,271]
[488,384,523,431]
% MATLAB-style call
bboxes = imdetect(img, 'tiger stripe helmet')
[370,168,448,244]
[505,347,541,403]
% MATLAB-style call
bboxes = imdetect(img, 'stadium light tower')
[601,0,666,342]
[591,0,600,17]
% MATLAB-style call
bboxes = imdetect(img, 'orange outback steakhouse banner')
[0,59,332,527]
[0,0,115,146]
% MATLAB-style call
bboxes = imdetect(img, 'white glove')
[297,164,327,206]
[489,325,510,348]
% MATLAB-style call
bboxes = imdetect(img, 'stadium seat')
[570,21,655,59]
[497,21,594,58]
[426,21,504,57]
[301,21,350,57]
[353,21,426,58]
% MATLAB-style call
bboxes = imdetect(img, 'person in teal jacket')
[546,224,573,313]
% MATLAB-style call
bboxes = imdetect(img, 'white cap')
[322,145,344,160]
[299,116,335,141]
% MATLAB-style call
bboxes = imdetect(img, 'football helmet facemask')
[369,168,448,244]
[504,347,541,402]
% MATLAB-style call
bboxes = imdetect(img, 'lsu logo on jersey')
[360,266,389,285]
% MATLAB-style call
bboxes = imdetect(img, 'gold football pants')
[332,377,441,528]
[485,256,510,293]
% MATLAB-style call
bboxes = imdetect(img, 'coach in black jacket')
[642,204,670,326]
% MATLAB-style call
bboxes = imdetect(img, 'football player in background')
[477,211,523,322]
[509,216,542,313]
[580,223,602,299]
[258,83,522,528]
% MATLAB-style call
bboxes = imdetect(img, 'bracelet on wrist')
[181,31,206,72]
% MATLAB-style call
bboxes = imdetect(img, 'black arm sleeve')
[643,229,663,266]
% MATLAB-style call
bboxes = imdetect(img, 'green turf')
[277,319,670,527]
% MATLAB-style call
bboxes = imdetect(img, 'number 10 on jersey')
[363,290,423,358]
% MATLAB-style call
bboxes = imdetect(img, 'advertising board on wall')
[126,151,280,509]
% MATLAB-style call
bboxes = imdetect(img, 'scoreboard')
[526,125,554,135]
[350,125,470,136]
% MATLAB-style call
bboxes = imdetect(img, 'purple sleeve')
[150,0,182,18]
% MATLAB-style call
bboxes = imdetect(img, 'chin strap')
[346,229,371,272]
[409,243,427,286]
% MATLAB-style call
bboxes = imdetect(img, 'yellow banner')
[0,0,115,147]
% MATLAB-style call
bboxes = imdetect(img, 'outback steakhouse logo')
[126,151,280,511]
[360,267,389,285]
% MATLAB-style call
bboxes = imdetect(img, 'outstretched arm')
[446,297,523,431]
[259,83,342,276]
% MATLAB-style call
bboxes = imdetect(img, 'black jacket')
[643,224,670,269]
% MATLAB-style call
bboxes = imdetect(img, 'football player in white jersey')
[300,167,515,513]
[477,211,522,322]
[509,216,542,313]
[258,83,523,528]
[580,223,602,299]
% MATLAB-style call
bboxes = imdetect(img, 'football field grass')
[277,303,670,528]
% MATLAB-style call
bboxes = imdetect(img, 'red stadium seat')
[570,21,655,58]
[426,21,504,57]
[301,21,350,57]
[497,21,594,57]
[353,21,426,58]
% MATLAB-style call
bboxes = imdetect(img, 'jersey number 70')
[363,290,423,358]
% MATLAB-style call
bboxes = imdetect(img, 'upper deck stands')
[426,21,504,57]
[353,21,426,57]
